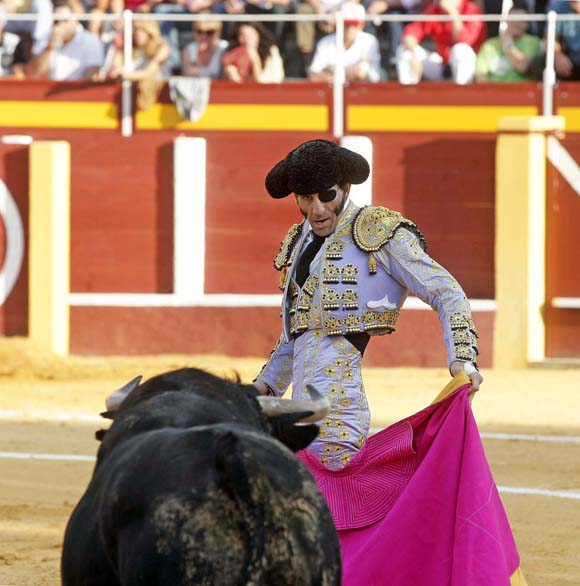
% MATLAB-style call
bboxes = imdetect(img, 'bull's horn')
[104,375,143,411]
[257,385,329,423]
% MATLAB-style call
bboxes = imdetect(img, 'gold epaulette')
[273,221,304,271]
[352,206,427,253]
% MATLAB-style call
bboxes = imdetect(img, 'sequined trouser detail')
[292,329,370,470]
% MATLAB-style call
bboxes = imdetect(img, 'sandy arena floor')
[0,338,579,585]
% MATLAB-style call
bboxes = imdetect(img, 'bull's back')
[63,424,341,586]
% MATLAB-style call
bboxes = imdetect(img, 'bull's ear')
[100,410,115,420]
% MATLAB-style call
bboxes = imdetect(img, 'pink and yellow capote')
[298,373,527,586]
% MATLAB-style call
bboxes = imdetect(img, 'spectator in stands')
[181,15,227,78]
[27,0,104,80]
[308,1,383,82]
[84,0,122,39]
[222,22,284,82]
[529,0,580,81]
[475,2,540,82]
[396,0,486,84]
[364,0,421,73]
[0,2,21,76]
[243,0,293,43]
[8,31,33,78]
[295,0,344,65]
[106,15,170,81]
[152,0,220,74]
[483,0,547,38]
[3,0,53,53]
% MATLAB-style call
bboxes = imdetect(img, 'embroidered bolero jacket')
[257,203,479,396]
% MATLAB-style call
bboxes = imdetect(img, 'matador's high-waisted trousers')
[292,329,370,470]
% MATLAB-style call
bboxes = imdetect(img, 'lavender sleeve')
[376,228,479,367]
[254,334,295,397]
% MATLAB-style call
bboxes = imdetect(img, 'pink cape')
[298,381,526,585]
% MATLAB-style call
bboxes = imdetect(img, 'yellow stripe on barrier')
[137,104,329,131]
[0,101,118,129]
[556,107,580,132]
[348,105,538,132]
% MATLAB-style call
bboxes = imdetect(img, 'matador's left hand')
[449,361,483,404]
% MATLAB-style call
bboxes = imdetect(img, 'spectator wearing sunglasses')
[27,0,104,80]
[182,17,227,78]
[254,139,482,472]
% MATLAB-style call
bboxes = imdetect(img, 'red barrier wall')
[0,80,575,363]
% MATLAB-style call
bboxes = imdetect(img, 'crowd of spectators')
[1,0,580,86]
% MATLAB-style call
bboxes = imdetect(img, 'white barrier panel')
[341,136,373,207]
[173,137,207,299]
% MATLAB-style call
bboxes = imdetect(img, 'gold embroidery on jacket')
[325,240,344,260]
[341,264,359,284]
[342,289,359,310]
[352,206,427,253]
[322,263,341,284]
[448,312,479,363]
[274,222,303,271]
[322,289,341,311]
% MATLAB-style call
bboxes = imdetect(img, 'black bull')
[61,368,341,586]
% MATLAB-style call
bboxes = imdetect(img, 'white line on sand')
[497,486,580,501]
[0,410,102,423]
[2,411,580,446]
[1,452,580,501]
[369,428,580,444]
[0,451,96,462]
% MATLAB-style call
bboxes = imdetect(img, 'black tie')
[295,234,325,287]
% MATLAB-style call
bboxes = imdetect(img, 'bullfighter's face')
[295,184,350,237]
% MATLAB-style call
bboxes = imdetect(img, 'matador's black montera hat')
[265,139,370,199]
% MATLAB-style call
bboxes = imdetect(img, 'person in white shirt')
[308,1,384,82]
[28,0,104,81]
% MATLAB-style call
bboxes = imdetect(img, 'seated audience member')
[181,15,227,78]
[243,0,293,42]
[396,0,486,84]
[106,16,169,81]
[295,0,344,62]
[476,2,540,82]
[9,31,34,78]
[365,0,421,72]
[4,0,53,53]
[27,0,104,80]
[222,22,284,83]
[85,0,122,39]
[152,0,220,74]
[529,0,580,81]
[308,1,383,82]
[482,0,547,38]
[0,3,21,76]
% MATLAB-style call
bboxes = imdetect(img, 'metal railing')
[3,10,573,136]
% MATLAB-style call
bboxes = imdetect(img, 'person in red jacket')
[396,0,486,84]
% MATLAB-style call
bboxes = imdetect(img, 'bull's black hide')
[61,368,341,586]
